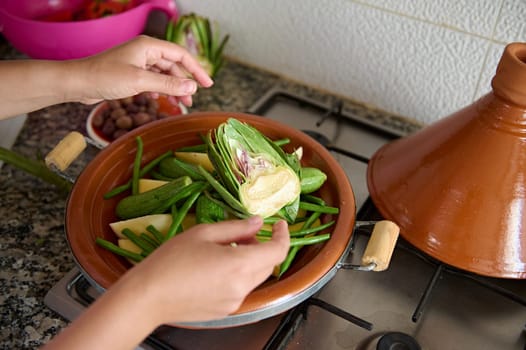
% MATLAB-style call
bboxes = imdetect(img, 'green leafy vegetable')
[100,122,335,278]
[205,118,302,220]
[165,13,230,77]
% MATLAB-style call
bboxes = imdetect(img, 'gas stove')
[45,87,526,349]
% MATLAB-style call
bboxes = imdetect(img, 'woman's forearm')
[0,36,215,121]
[0,59,83,120]
[41,271,162,350]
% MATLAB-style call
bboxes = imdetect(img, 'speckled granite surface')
[0,40,420,349]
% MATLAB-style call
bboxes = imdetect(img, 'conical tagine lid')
[367,42,526,279]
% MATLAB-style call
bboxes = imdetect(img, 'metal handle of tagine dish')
[339,220,400,272]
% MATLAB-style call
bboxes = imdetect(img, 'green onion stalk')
[0,147,72,194]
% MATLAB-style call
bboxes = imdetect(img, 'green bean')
[279,211,322,277]
[103,150,172,199]
[289,220,335,237]
[263,216,282,224]
[278,246,300,277]
[165,188,204,240]
[261,216,307,225]
[103,183,131,200]
[299,201,339,214]
[257,233,331,246]
[301,194,327,206]
[176,144,207,152]
[170,158,206,181]
[146,224,166,244]
[258,220,335,237]
[95,238,143,262]
[273,138,290,147]
[202,190,248,219]
[197,165,248,215]
[131,137,144,195]
[303,211,322,229]
[121,228,155,255]
[140,233,160,248]
[150,181,207,214]
[170,204,183,235]
[149,170,175,181]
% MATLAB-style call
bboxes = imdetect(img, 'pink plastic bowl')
[0,0,178,60]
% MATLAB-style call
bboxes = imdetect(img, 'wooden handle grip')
[45,131,86,172]
[361,220,400,271]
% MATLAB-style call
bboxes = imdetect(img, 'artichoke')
[165,13,230,77]
[205,118,302,221]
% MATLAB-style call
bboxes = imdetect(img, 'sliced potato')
[138,179,169,193]
[175,152,215,172]
[109,214,172,239]
[118,238,142,253]
[118,239,142,265]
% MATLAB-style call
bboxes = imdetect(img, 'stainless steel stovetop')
[45,87,526,350]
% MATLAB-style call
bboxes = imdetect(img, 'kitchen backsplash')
[175,0,525,125]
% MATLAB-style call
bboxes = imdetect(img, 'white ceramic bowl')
[86,95,188,147]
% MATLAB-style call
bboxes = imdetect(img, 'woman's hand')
[72,35,214,107]
[127,216,290,324]
[42,217,290,350]
[0,35,213,120]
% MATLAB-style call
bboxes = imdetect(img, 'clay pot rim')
[65,111,356,325]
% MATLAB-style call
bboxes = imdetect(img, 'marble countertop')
[0,41,420,349]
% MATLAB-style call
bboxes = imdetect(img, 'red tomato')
[38,10,74,22]
[77,0,136,20]
[157,96,183,115]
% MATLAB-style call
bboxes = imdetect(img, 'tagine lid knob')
[491,42,526,106]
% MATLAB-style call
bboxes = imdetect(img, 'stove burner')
[302,129,331,147]
[377,332,421,350]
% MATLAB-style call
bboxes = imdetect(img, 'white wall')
[175,0,525,125]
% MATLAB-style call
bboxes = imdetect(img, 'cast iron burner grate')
[250,89,526,349]
[357,197,526,323]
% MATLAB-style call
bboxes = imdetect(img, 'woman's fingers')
[129,69,196,105]
[195,216,265,244]
[140,36,214,88]
[240,219,290,276]
[185,216,290,268]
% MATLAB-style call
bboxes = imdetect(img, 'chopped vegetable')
[99,118,337,279]
[165,183,208,240]
[195,193,226,223]
[205,118,302,220]
[138,179,169,193]
[103,150,172,199]
[174,151,215,173]
[115,176,192,219]
[300,167,328,194]
[109,214,173,239]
